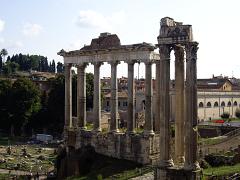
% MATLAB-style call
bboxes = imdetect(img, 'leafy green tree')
[86,73,94,110]
[0,56,2,71]
[0,79,12,132]
[0,49,8,62]
[9,78,41,135]
[2,61,19,75]
[57,62,64,73]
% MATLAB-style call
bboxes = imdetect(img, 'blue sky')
[0,0,240,78]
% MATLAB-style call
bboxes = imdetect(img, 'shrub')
[235,108,240,118]
[221,112,230,119]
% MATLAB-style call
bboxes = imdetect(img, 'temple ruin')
[58,17,200,179]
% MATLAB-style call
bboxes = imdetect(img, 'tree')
[0,79,12,133]
[57,62,64,73]
[0,55,2,71]
[9,78,41,135]
[51,60,56,73]
[86,73,94,110]
[0,49,8,63]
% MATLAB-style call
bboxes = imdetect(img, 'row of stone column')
[64,61,155,135]
[156,42,199,172]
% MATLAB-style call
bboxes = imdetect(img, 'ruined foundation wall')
[72,130,160,165]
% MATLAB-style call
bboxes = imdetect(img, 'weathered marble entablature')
[158,17,193,45]
[58,33,160,64]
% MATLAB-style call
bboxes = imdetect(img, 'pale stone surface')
[144,62,154,135]
[174,45,185,164]
[77,63,87,128]
[184,42,200,170]
[93,62,102,132]
[65,64,72,128]
[127,62,135,133]
[110,61,119,132]
[158,45,174,168]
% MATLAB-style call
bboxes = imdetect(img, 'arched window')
[206,102,211,108]
[214,102,218,107]
[221,101,225,107]
[199,102,204,108]
[234,101,238,106]
[227,101,231,107]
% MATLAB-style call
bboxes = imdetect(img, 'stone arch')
[221,101,225,107]
[214,101,219,107]
[227,101,231,107]
[199,102,204,108]
[206,102,211,108]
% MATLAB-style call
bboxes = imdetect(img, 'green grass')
[199,136,225,146]
[203,163,240,177]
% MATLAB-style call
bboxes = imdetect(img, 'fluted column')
[159,45,174,168]
[144,61,154,135]
[65,63,72,128]
[155,61,160,133]
[174,45,185,164]
[184,42,200,170]
[93,62,102,132]
[127,61,135,133]
[110,61,119,133]
[77,63,87,129]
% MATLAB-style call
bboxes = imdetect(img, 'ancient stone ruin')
[58,17,200,179]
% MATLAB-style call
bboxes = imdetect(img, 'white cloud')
[0,19,5,32]
[74,10,126,30]
[23,23,43,37]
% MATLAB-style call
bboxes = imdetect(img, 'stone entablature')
[58,42,159,64]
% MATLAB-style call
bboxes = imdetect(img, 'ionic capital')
[92,62,103,67]
[109,61,120,66]
[76,62,88,69]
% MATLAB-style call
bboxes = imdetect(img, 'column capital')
[185,42,199,60]
[76,62,88,68]
[92,62,103,67]
[109,61,120,66]
[144,61,154,66]
[126,60,137,65]
[174,45,185,63]
[159,44,172,60]
[64,63,72,68]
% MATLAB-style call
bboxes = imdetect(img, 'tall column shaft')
[144,62,154,135]
[65,64,72,128]
[93,62,102,132]
[159,45,173,167]
[110,61,119,132]
[155,61,160,132]
[127,61,135,133]
[184,42,200,170]
[77,63,87,128]
[174,45,185,164]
